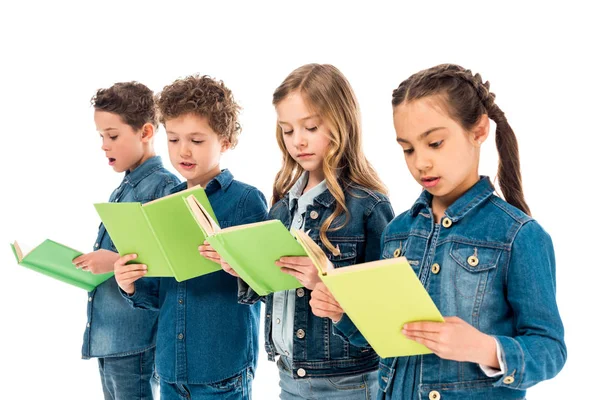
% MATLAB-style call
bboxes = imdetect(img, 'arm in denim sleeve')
[333,199,394,346]
[119,277,161,311]
[364,199,395,263]
[493,220,566,389]
[235,187,269,305]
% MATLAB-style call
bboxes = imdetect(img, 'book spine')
[19,260,96,291]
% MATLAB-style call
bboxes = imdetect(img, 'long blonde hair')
[272,64,387,254]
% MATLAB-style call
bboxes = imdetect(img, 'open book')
[10,239,113,291]
[185,195,305,295]
[293,228,444,358]
[94,185,220,282]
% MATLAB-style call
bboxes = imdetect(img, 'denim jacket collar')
[410,176,495,222]
[123,156,164,187]
[171,169,234,194]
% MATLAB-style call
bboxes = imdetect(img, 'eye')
[430,140,443,148]
[168,139,178,143]
[403,148,414,155]
[282,130,293,135]
[306,126,318,132]
[109,136,118,141]
[192,140,204,144]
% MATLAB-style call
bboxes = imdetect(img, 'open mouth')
[108,158,116,165]
[421,176,440,188]
[180,162,195,170]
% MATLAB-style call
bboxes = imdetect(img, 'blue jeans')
[277,356,379,399]
[98,348,158,400]
[159,367,253,400]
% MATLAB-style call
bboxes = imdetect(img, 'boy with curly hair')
[76,81,180,400]
[113,75,267,399]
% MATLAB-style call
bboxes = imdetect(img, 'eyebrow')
[278,114,319,125]
[396,127,445,143]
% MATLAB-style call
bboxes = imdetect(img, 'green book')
[293,228,444,358]
[94,185,220,282]
[10,239,113,291]
[185,194,305,296]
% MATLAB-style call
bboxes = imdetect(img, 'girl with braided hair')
[310,64,566,399]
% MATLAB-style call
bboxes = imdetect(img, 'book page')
[185,195,220,235]
[292,228,329,275]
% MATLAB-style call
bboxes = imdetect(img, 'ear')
[220,138,232,153]
[471,114,490,147]
[140,123,155,142]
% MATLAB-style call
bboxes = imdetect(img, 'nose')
[179,141,192,157]
[414,151,432,172]
[101,139,110,152]
[292,131,306,149]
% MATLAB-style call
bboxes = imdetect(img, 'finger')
[200,253,221,262]
[402,329,441,344]
[279,267,304,280]
[310,290,340,306]
[198,244,214,252]
[406,336,439,352]
[116,270,147,282]
[115,254,138,267]
[403,321,444,333]
[276,263,308,273]
[278,256,313,266]
[72,255,87,264]
[115,264,147,274]
[310,299,344,314]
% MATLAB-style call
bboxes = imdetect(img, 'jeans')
[159,367,253,400]
[98,347,158,400]
[278,356,378,399]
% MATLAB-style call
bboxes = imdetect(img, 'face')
[165,113,229,188]
[276,91,331,180]
[393,96,488,208]
[95,110,151,173]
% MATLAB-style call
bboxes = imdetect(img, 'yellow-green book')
[94,185,220,282]
[293,228,444,358]
[184,195,304,295]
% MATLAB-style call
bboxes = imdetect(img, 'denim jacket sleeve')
[492,220,566,389]
[227,187,269,305]
[120,277,161,311]
[332,199,395,345]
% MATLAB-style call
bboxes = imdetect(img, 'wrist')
[474,334,500,368]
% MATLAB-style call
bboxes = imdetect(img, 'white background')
[0,1,597,398]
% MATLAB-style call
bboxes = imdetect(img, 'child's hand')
[198,241,239,277]
[402,316,499,368]
[113,253,147,295]
[276,256,322,290]
[309,282,344,322]
[73,249,120,274]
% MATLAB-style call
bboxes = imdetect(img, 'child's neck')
[304,169,325,193]
[187,165,222,189]
[128,150,156,172]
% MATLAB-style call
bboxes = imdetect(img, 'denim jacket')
[82,156,180,358]
[335,177,566,399]
[240,182,394,379]
[122,169,268,384]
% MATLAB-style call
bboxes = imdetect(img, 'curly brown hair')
[91,82,157,130]
[156,75,242,148]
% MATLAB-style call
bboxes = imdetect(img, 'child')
[74,81,180,400]
[310,64,566,399]
[113,75,267,400]
[204,63,395,399]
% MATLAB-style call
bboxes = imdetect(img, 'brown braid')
[392,64,531,216]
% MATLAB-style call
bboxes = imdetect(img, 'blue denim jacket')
[82,156,180,358]
[122,169,268,384]
[240,182,394,379]
[335,177,566,399]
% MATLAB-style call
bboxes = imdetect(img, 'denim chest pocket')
[326,242,357,268]
[449,242,502,299]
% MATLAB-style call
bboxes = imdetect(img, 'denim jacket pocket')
[327,242,358,267]
[449,242,501,300]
